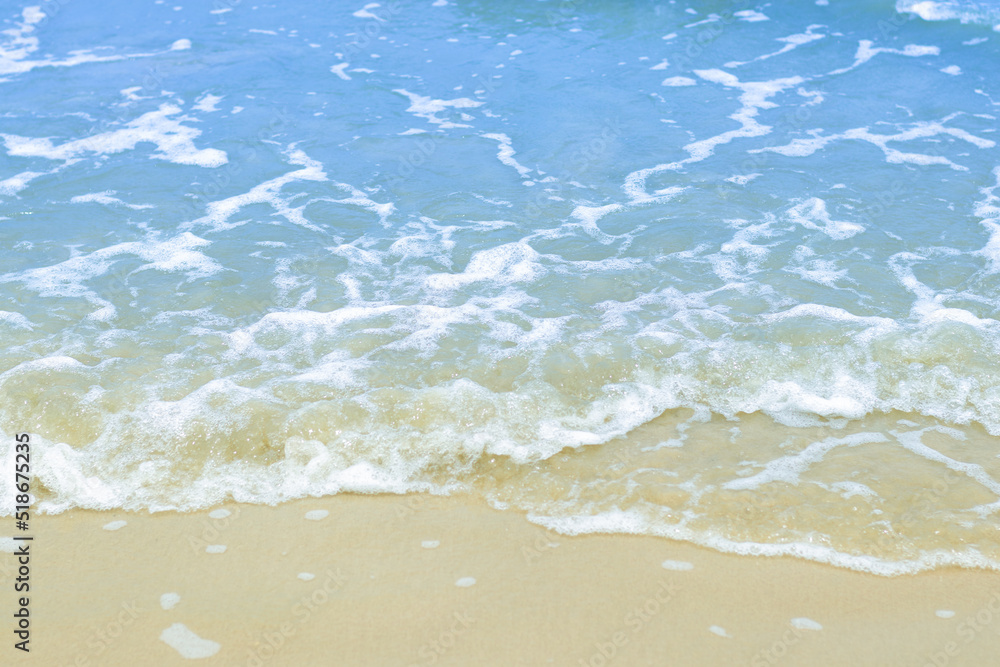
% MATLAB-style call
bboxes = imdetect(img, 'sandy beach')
[3,493,999,666]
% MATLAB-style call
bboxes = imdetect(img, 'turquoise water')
[1,0,999,574]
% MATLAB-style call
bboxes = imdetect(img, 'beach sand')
[4,493,1000,666]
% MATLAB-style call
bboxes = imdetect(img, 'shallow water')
[1,0,999,575]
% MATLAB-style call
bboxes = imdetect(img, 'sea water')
[0,0,999,576]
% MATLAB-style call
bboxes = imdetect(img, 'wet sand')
[3,493,1000,666]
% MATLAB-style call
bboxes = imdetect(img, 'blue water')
[1,0,999,574]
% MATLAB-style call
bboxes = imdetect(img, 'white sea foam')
[103,520,127,531]
[974,166,1000,271]
[723,433,887,491]
[4,0,1000,582]
[627,71,802,197]
[0,311,32,329]
[425,242,543,289]
[725,173,761,185]
[353,3,385,20]
[70,191,155,210]
[159,623,221,659]
[481,133,533,178]
[184,147,392,233]
[529,509,1000,576]
[193,94,222,112]
[1,104,228,167]
[393,89,483,128]
[726,25,824,67]
[786,198,864,240]
[0,170,49,196]
[752,119,994,170]
[330,62,351,80]
[828,41,940,76]
[661,559,694,571]
[160,593,181,610]
[0,231,221,320]
[735,10,769,22]
[790,617,823,630]
[897,0,1000,26]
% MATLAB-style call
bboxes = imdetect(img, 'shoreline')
[3,493,1000,666]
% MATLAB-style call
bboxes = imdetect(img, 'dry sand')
[3,493,1000,666]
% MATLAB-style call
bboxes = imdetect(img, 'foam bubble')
[936,610,956,618]
[170,39,192,51]
[455,577,476,587]
[735,10,769,21]
[330,62,351,80]
[208,509,231,519]
[159,623,221,659]
[709,626,731,638]
[393,89,483,128]
[298,572,316,581]
[305,510,329,521]
[160,593,181,610]
[661,559,694,571]
[205,545,227,553]
[103,520,127,531]
[422,540,440,549]
[790,617,823,630]
[353,3,384,20]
